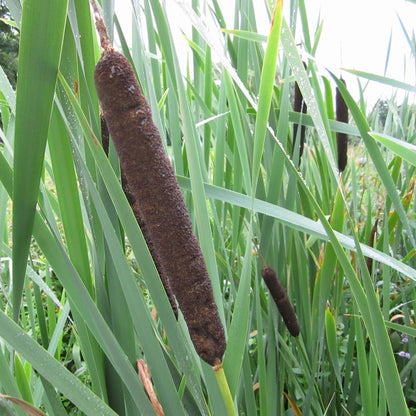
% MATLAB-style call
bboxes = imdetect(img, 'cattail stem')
[214,362,237,416]
[90,0,113,52]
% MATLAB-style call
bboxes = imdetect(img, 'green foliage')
[0,0,415,415]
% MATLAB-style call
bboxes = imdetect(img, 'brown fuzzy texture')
[261,266,300,337]
[122,172,179,319]
[94,50,226,366]
[100,115,178,317]
[336,79,349,172]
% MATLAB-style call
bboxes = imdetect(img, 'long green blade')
[370,132,416,167]
[12,0,68,320]
[252,0,283,197]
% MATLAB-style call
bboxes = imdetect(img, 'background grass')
[0,0,415,415]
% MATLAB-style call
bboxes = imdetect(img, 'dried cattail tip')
[261,266,300,337]
[94,50,226,366]
[90,0,113,52]
[336,78,348,172]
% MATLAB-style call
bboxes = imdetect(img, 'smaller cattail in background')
[254,241,299,337]
[261,265,300,337]
[293,61,307,161]
[336,78,349,172]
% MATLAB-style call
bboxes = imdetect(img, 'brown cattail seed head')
[293,81,307,159]
[94,51,226,365]
[293,61,307,160]
[336,78,349,172]
[261,266,300,337]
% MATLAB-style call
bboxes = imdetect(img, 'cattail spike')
[336,78,349,172]
[293,61,307,161]
[261,265,300,337]
[94,50,226,366]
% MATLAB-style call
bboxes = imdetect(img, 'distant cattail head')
[336,78,348,172]
[261,266,300,337]
[293,61,308,161]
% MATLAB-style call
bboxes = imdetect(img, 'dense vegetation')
[0,0,415,415]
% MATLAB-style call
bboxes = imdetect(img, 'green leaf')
[370,132,416,167]
[325,306,343,391]
[13,354,33,405]
[252,0,283,197]
[12,0,68,320]
[345,69,416,93]
[221,28,267,43]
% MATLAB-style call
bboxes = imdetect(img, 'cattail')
[366,218,379,274]
[253,239,299,337]
[336,78,348,172]
[261,265,300,337]
[293,62,307,160]
[92,4,225,366]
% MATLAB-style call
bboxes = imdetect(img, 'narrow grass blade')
[324,306,343,391]
[14,353,34,404]
[345,69,416,93]
[223,71,252,194]
[370,132,416,166]
[252,0,283,198]
[223,229,253,395]
[39,377,68,416]
[353,311,373,415]
[48,105,93,296]
[221,28,267,43]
